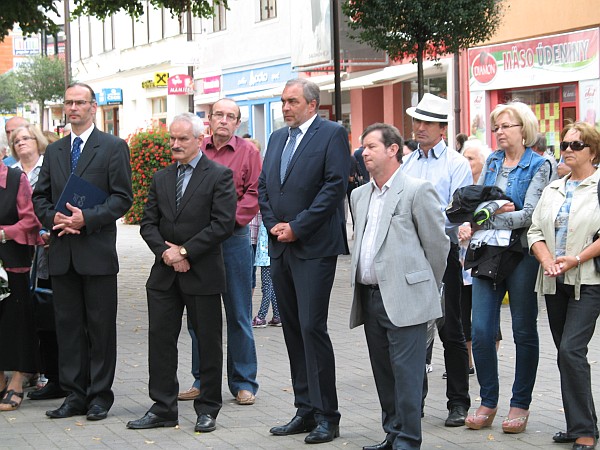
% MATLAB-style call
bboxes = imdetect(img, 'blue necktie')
[280,127,301,182]
[71,137,83,173]
[176,164,188,210]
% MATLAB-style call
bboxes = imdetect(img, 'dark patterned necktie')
[176,164,188,210]
[280,127,301,182]
[71,137,83,173]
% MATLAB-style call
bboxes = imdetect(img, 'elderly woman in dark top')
[465,101,551,433]
[529,122,600,450]
[0,158,43,411]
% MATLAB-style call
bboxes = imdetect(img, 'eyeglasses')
[14,136,36,146]
[211,111,239,122]
[560,140,590,151]
[64,100,94,107]
[492,123,522,133]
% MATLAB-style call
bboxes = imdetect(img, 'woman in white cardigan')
[528,121,600,450]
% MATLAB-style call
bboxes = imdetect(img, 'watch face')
[180,247,187,256]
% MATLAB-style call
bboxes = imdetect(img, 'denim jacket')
[482,147,546,210]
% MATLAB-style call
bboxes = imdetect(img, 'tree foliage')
[342,0,506,99]
[0,71,25,114]
[0,0,227,42]
[16,55,66,125]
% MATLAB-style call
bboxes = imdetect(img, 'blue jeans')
[188,226,259,396]
[471,250,539,410]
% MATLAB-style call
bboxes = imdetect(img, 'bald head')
[5,117,29,141]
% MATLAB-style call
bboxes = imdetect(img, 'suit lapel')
[353,185,372,259]
[56,136,72,181]
[282,116,321,185]
[372,173,406,256]
[175,157,210,217]
[74,128,99,175]
[164,163,178,216]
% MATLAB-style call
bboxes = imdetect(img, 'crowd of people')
[0,81,599,450]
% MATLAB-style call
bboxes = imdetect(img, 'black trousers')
[271,248,340,424]
[52,269,117,410]
[147,280,223,420]
[423,244,470,410]
[546,282,600,439]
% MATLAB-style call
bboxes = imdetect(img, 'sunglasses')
[560,141,590,151]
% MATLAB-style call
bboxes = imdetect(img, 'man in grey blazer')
[350,123,449,450]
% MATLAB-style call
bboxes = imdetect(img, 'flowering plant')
[124,126,172,224]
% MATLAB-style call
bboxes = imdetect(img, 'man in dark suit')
[33,83,133,421]
[127,113,236,432]
[258,78,350,444]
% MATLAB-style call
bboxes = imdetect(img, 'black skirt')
[0,271,40,372]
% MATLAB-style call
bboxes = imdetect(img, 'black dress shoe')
[304,421,340,444]
[270,416,317,436]
[573,443,597,450]
[363,439,392,450]
[194,414,216,432]
[445,405,468,427]
[46,403,86,419]
[28,382,68,400]
[126,411,178,429]
[554,432,600,443]
[87,405,108,421]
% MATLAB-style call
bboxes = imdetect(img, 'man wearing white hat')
[401,93,473,427]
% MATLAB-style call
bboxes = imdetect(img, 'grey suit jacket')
[349,171,449,329]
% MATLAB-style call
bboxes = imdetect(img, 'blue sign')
[222,63,293,94]
[96,88,123,106]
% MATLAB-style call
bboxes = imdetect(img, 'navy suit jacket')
[33,127,133,276]
[258,115,350,259]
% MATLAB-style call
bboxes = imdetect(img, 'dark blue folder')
[56,174,108,215]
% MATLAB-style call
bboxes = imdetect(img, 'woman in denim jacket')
[465,102,551,433]
[529,122,600,450]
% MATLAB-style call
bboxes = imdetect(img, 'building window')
[213,2,226,32]
[103,107,119,135]
[260,0,277,20]
[152,97,167,126]
[102,16,115,52]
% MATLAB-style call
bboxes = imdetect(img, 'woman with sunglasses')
[528,122,600,450]
[465,101,551,433]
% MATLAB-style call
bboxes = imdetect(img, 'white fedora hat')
[406,93,450,122]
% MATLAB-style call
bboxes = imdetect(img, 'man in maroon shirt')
[189,98,261,405]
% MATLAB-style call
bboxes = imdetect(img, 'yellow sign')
[142,80,155,89]
[154,72,169,86]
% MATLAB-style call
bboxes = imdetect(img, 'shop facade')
[468,28,600,156]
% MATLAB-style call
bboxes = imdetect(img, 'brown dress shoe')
[177,387,200,401]
[235,389,255,405]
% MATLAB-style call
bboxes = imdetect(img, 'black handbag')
[30,247,55,331]
[595,182,600,274]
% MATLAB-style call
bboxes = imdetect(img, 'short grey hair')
[171,112,205,138]
[285,78,321,108]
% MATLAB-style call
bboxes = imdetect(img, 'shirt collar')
[178,150,203,170]
[71,124,95,146]
[370,166,401,193]
[205,134,241,152]
[417,139,447,159]
[295,113,318,136]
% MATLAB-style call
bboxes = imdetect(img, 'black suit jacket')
[33,128,133,276]
[140,156,236,295]
[258,115,350,259]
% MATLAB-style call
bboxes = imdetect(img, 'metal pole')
[187,7,194,113]
[453,52,461,132]
[63,0,71,90]
[332,0,342,123]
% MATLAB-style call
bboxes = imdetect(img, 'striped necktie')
[175,164,188,210]
[280,127,301,182]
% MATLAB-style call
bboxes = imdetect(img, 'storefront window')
[410,76,448,104]
[151,96,167,126]
[270,101,285,133]
[502,86,562,151]
[236,105,250,137]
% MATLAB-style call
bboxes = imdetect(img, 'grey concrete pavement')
[1,220,598,449]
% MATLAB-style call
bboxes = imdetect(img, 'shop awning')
[320,58,451,92]
[240,73,339,100]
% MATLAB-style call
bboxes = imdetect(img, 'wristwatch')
[179,246,188,257]
[0,229,6,244]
